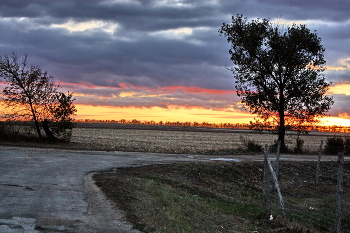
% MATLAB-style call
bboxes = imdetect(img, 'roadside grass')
[94,162,265,232]
[93,161,350,232]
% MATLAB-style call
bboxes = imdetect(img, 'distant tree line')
[74,118,350,133]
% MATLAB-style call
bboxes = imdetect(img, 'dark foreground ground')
[94,161,350,233]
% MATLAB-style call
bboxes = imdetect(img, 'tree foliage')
[50,92,76,130]
[0,53,76,141]
[49,92,77,141]
[219,15,334,148]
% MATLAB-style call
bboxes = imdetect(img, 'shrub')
[240,135,263,152]
[247,140,263,153]
[0,123,5,140]
[239,134,248,147]
[293,137,304,154]
[344,137,350,155]
[269,141,289,153]
[0,121,42,142]
[0,122,20,140]
[324,136,344,155]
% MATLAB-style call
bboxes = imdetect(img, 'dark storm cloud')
[0,8,231,89]
[220,0,350,22]
[0,0,350,116]
[0,0,223,30]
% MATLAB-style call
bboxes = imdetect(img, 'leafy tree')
[50,92,76,130]
[0,53,76,140]
[219,15,333,149]
[49,92,77,140]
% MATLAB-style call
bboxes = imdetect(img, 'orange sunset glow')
[73,104,350,127]
[320,117,350,127]
[67,80,350,127]
[74,104,255,124]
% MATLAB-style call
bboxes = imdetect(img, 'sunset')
[2,2,350,231]
[1,0,350,126]
[74,104,256,124]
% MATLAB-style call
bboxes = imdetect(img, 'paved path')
[0,146,214,232]
[0,146,348,232]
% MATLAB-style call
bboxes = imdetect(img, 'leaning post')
[263,144,271,214]
[315,140,323,185]
[275,141,281,179]
[335,152,344,233]
[267,159,286,217]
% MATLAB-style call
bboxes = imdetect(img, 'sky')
[1,0,350,126]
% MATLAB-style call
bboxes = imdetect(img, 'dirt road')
[0,146,213,232]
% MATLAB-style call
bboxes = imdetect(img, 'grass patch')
[93,162,350,232]
[94,162,264,232]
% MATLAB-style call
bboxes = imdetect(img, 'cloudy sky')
[1,0,350,125]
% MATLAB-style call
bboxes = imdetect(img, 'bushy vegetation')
[324,136,346,155]
[344,137,350,155]
[239,134,263,153]
[269,141,289,154]
[0,122,40,142]
[0,121,73,142]
[247,140,263,153]
[0,122,18,141]
[293,137,304,154]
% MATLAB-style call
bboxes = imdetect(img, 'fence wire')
[265,154,350,232]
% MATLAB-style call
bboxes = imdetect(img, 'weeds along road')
[0,146,348,232]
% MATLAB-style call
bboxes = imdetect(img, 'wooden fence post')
[267,159,286,217]
[275,141,281,179]
[335,152,344,233]
[263,144,271,214]
[315,140,323,185]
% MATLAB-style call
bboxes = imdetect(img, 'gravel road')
[0,146,203,232]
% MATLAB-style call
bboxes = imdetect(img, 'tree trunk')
[29,101,42,139]
[42,119,56,141]
[278,86,286,151]
[34,119,42,139]
[278,114,285,148]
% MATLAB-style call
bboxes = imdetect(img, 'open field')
[70,123,345,154]
[1,122,347,154]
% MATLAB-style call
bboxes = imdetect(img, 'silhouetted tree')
[219,15,333,149]
[0,53,76,140]
[49,92,76,140]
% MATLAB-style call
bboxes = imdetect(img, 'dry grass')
[71,127,338,154]
[1,123,344,154]
[93,161,350,232]
[94,162,267,232]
